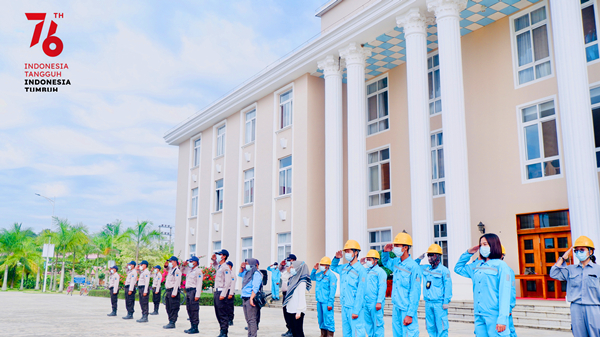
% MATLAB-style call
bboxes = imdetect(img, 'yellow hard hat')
[343,239,361,251]
[574,236,595,249]
[393,233,413,246]
[426,244,443,255]
[366,249,380,259]
[502,245,506,255]
[319,257,332,265]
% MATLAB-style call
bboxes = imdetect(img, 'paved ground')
[0,291,571,336]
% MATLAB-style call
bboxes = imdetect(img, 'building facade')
[164,0,600,300]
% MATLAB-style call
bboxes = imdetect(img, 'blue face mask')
[365,261,374,268]
[168,262,173,269]
[575,251,589,262]
[480,246,491,258]
[245,265,252,271]
[319,266,326,272]
[290,268,297,276]
[345,252,355,262]
[393,247,404,256]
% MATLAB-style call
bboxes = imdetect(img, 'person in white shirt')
[283,260,312,337]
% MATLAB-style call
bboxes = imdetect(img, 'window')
[215,179,224,211]
[434,223,448,268]
[244,168,255,204]
[512,5,552,85]
[279,156,292,195]
[428,54,442,115]
[213,241,221,252]
[520,100,560,180]
[189,244,196,258]
[280,90,293,129]
[518,210,569,230]
[590,87,600,167]
[277,232,291,262]
[582,0,599,62]
[368,229,392,251]
[242,237,253,261]
[191,188,198,217]
[431,131,445,196]
[368,148,391,207]
[193,138,201,167]
[245,110,256,144]
[367,77,389,135]
[216,125,226,157]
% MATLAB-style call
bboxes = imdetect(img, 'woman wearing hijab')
[238,258,263,337]
[283,260,312,337]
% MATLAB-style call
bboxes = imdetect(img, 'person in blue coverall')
[415,244,452,337]
[311,256,337,337]
[267,262,281,301]
[382,232,422,337]
[331,239,368,337]
[361,249,387,337]
[550,235,600,337]
[500,245,516,337]
[455,233,512,337]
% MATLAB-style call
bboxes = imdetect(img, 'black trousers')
[285,310,305,337]
[138,286,149,315]
[227,294,235,322]
[125,285,136,314]
[186,288,200,325]
[109,287,118,311]
[282,291,290,331]
[214,290,229,332]
[152,288,161,310]
[165,288,180,322]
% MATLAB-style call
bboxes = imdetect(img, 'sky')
[0,0,325,234]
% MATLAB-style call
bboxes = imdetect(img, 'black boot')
[163,321,176,329]
[188,324,199,334]
[149,305,159,315]
[229,320,233,326]
[216,329,225,337]
[136,314,148,323]
[122,312,133,319]
[184,325,193,334]
[107,310,116,317]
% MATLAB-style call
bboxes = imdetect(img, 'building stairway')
[268,294,571,332]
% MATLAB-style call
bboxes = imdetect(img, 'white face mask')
[189,262,195,269]
[245,265,252,271]
[345,252,355,262]
[168,262,174,269]
[366,260,374,268]
[319,266,326,272]
[140,265,145,271]
[154,269,158,274]
[216,254,223,261]
[128,265,132,270]
[393,247,404,256]
[290,268,297,276]
[110,270,115,274]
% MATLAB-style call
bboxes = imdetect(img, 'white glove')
[442,304,449,310]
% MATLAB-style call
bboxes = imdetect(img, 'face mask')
[246,265,252,271]
[366,260,374,268]
[154,269,158,274]
[575,251,589,262]
[140,266,145,271]
[479,246,491,258]
[393,247,403,256]
[110,270,114,274]
[345,252,355,262]
[189,263,195,269]
[128,265,132,270]
[216,254,222,261]
[168,262,173,269]
[290,268,297,276]
[319,266,326,272]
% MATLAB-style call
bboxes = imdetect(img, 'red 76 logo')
[26,13,63,57]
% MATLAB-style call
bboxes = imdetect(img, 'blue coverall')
[310,268,338,332]
[508,268,516,337]
[382,252,422,337]
[364,264,387,337]
[331,257,368,337]
[267,266,281,300]
[415,258,452,337]
[455,251,512,337]
[550,261,600,337]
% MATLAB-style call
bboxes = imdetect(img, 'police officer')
[267,262,282,301]
[500,246,516,337]
[106,265,120,317]
[136,260,151,323]
[331,240,367,337]
[226,261,236,326]
[310,256,337,337]
[163,256,182,330]
[182,256,203,334]
[455,233,512,336]
[123,260,138,320]
[211,249,233,337]
[550,235,600,337]
[149,265,163,315]
[415,244,452,337]
[382,233,421,337]
[361,250,387,337]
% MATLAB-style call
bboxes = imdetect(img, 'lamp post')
[36,193,55,293]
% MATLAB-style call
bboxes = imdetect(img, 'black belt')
[242,297,250,300]
[186,288,196,291]
[166,288,174,291]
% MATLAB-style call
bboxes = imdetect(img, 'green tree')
[129,221,161,261]
[54,218,88,292]
[0,223,35,291]
[98,220,132,260]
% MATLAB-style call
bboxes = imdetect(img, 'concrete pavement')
[0,291,571,336]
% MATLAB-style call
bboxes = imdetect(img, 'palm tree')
[0,223,35,291]
[99,220,132,260]
[17,238,40,290]
[129,221,161,261]
[54,218,88,292]
[68,223,90,283]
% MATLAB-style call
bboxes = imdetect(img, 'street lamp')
[36,193,55,293]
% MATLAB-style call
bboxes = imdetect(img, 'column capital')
[339,42,372,66]
[317,55,344,76]
[397,8,435,37]
[427,0,467,19]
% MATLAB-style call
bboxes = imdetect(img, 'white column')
[549,0,600,245]
[427,0,472,300]
[397,9,435,257]
[340,43,372,253]
[318,55,345,258]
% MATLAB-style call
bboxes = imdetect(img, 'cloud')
[33,181,70,198]
[28,126,118,155]
[0,142,29,170]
